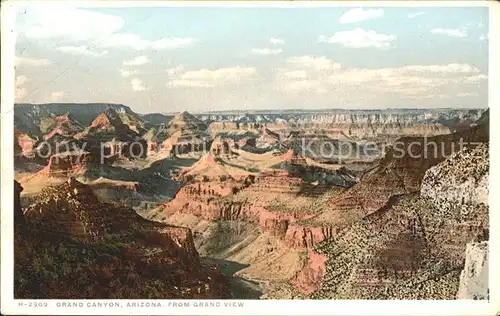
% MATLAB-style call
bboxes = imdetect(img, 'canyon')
[13,104,490,300]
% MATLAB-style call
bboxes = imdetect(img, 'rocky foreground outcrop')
[14,179,230,299]
[312,112,489,228]
[421,143,489,300]
[421,144,489,217]
[457,241,489,300]
[299,113,490,299]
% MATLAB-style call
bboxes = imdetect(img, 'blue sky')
[13,5,489,113]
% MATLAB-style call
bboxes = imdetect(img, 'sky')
[13,5,489,114]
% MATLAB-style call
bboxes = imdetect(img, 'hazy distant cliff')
[15,103,136,136]
[14,103,486,140]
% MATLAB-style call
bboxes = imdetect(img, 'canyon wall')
[15,178,231,299]
[456,241,489,300]
[421,144,489,216]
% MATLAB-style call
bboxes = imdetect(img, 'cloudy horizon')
[13,5,489,114]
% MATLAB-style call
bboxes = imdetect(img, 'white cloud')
[403,64,479,74]
[457,92,479,97]
[181,67,257,81]
[17,7,124,41]
[120,69,138,78]
[101,34,196,50]
[282,70,309,80]
[15,56,52,67]
[317,35,328,44]
[167,66,258,88]
[123,56,151,66]
[408,12,426,19]
[270,37,285,45]
[339,8,384,24]
[16,75,29,86]
[286,56,342,71]
[406,94,450,100]
[167,80,214,88]
[319,28,396,49]
[252,48,283,55]
[131,78,148,92]
[15,75,30,100]
[430,28,467,38]
[463,74,488,83]
[166,65,185,77]
[16,7,196,51]
[277,57,487,97]
[51,91,64,101]
[280,80,327,94]
[56,46,108,57]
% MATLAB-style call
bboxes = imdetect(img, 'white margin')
[1,1,498,315]
[488,0,499,314]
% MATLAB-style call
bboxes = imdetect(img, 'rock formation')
[311,114,489,228]
[14,126,37,157]
[14,103,139,135]
[456,241,489,300]
[43,113,84,140]
[12,104,490,300]
[74,108,148,159]
[421,144,489,217]
[14,181,25,226]
[38,150,99,177]
[161,112,211,156]
[298,113,489,299]
[167,111,208,135]
[15,178,231,299]
[420,137,489,300]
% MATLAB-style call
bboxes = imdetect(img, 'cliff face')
[421,144,489,217]
[151,180,259,223]
[312,116,489,228]
[81,108,145,140]
[14,181,25,226]
[158,112,211,155]
[420,141,489,300]
[38,150,99,177]
[457,242,489,300]
[151,167,344,258]
[282,163,357,187]
[71,108,148,159]
[14,103,137,136]
[14,127,37,157]
[204,108,484,127]
[14,178,231,299]
[43,114,84,140]
[303,113,489,299]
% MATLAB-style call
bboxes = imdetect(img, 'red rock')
[16,178,231,299]
[38,151,99,177]
[14,127,37,157]
[284,224,335,250]
[290,251,327,294]
[43,114,84,140]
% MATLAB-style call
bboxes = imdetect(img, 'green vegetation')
[265,198,323,214]
[39,116,57,134]
[298,251,309,266]
[307,194,486,300]
[14,180,229,299]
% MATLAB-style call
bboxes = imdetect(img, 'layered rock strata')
[14,178,231,299]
